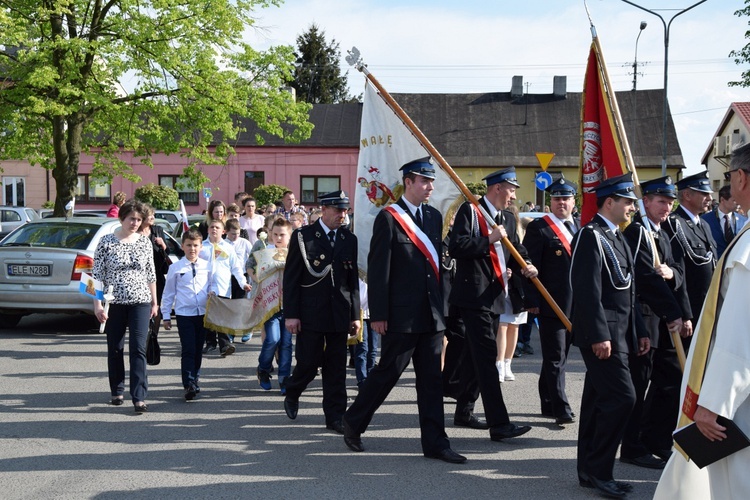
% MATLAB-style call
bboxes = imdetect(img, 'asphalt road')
[0,314,661,499]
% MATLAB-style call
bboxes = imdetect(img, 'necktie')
[494,212,502,226]
[191,262,196,278]
[328,230,336,246]
[415,208,423,229]
[724,214,735,243]
[564,220,576,235]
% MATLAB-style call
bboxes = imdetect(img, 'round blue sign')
[535,172,553,190]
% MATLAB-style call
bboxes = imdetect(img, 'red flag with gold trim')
[579,42,629,225]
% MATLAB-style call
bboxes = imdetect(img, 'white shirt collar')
[318,219,335,235]
[598,213,620,233]
[481,196,499,220]
[680,205,701,224]
[401,196,421,218]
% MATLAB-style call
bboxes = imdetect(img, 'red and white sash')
[542,214,574,256]
[385,204,439,282]
[473,204,506,291]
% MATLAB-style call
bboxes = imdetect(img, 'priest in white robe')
[655,142,750,499]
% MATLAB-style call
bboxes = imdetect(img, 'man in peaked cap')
[343,157,466,464]
[661,170,717,346]
[283,190,360,434]
[621,175,689,468]
[522,177,579,426]
[447,166,536,442]
[570,172,650,498]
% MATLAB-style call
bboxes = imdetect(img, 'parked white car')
[0,207,39,239]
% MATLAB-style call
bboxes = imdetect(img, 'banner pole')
[347,49,572,331]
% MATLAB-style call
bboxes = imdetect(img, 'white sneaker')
[504,359,515,381]
[496,360,505,383]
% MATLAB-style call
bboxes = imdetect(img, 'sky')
[244,0,750,175]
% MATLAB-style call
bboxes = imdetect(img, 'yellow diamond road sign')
[535,152,555,171]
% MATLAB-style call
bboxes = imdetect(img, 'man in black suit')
[662,171,717,341]
[571,173,650,499]
[621,176,687,469]
[342,158,466,464]
[283,190,360,433]
[448,167,536,442]
[700,185,747,258]
[522,178,578,426]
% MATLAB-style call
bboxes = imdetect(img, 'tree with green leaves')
[291,24,357,104]
[730,0,750,87]
[0,1,314,215]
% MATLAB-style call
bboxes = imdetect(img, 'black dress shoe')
[327,420,345,435]
[454,414,490,430]
[134,403,148,414]
[424,448,467,464]
[620,454,666,469]
[110,397,124,406]
[490,423,532,441]
[578,472,633,493]
[555,414,575,426]
[283,397,298,420]
[342,418,364,452]
[185,386,197,401]
[585,476,628,498]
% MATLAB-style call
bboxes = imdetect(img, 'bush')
[466,182,487,197]
[134,183,180,210]
[254,184,290,207]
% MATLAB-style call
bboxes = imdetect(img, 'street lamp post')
[632,21,647,91]
[620,0,708,176]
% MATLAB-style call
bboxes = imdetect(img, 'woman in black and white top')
[93,199,158,413]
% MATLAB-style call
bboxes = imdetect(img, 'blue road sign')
[535,172,553,190]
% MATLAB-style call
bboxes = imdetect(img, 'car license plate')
[8,264,51,277]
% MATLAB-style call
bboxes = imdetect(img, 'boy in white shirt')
[199,219,252,356]
[162,229,212,401]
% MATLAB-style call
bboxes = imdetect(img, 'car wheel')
[0,313,23,328]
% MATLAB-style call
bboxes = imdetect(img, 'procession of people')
[92,146,750,498]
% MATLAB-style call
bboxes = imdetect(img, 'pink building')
[2,103,363,213]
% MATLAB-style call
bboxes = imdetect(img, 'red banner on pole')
[579,42,629,225]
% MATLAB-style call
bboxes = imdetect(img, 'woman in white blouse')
[93,199,158,413]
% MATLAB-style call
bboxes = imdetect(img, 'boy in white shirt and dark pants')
[162,229,212,401]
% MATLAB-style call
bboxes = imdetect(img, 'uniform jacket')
[662,206,717,321]
[368,198,445,333]
[522,214,579,319]
[570,214,647,353]
[448,197,529,314]
[701,208,747,258]
[283,219,360,333]
[623,213,687,348]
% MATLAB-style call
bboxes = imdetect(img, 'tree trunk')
[51,116,84,217]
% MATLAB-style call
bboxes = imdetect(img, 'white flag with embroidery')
[354,81,464,274]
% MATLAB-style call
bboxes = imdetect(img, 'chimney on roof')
[511,76,523,98]
[553,76,566,98]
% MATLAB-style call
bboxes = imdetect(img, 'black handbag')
[146,318,161,366]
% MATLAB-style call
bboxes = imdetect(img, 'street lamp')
[620,0,708,176]
[632,21,647,91]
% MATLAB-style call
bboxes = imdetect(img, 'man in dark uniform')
[448,167,536,441]
[621,176,686,469]
[283,190,360,434]
[522,178,578,426]
[571,173,650,499]
[342,158,465,464]
[662,171,717,342]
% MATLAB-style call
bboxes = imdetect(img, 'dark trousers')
[641,346,682,452]
[204,330,232,349]
[621,350,654,458]
[538,316,573,418]
[442,314,467,401]
[577,349,636,481]
[344,329,449,455]
[284,329,348,426]
[176,315,208,390]
[105,303,151,404]
[454,307,510,428]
